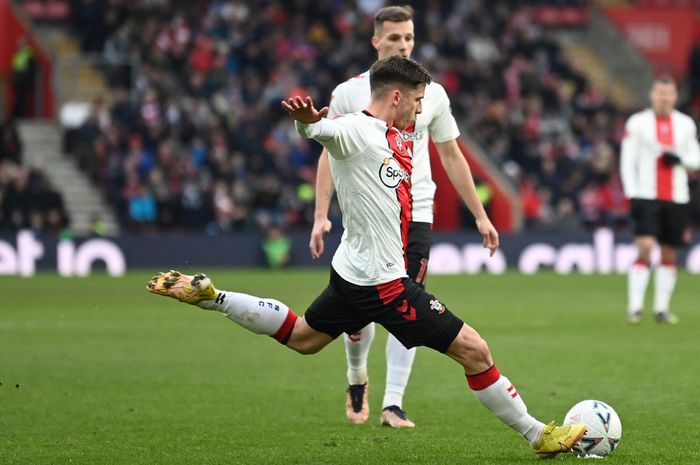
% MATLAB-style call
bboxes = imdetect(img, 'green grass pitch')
[1,269,698,464]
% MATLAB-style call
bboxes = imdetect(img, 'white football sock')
[654,263,677,313]
[382,334,416,409]
[468,365,544,446]
[200,291,297,342]
[344,323,375,385]
[628,259,650,315]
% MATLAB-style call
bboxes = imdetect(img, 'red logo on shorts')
[395,299,416,321]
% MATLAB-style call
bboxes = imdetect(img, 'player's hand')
[476,217,499,257]
[661,151,681,166]
[309,217,333,259]
[281,96,329,124]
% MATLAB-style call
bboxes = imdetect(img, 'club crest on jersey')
[379,157,410,188]
[394,134,404,153]
[430,299,445,314]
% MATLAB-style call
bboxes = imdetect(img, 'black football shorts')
[406,221,431,287]
[304,268,464,353]
[631,199,689,247]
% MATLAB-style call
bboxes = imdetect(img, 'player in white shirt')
[621,75,700,324]
[309,5,497,428]
[147,56,586,459]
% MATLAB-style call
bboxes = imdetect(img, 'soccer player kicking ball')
[310,5,496,428]
[147,56,585,458]
[621,75,700,324]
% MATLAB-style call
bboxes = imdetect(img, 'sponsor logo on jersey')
[401,129,424,141]
[379,157,410,188]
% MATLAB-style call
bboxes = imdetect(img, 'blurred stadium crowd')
[1,120,70,235]
[3,0,699,235]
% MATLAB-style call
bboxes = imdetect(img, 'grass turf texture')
[1,270,698,465]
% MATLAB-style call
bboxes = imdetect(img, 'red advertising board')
[604,7,699,79]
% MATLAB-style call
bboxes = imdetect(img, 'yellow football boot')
[147,270,217,305]
[533,421,587,459]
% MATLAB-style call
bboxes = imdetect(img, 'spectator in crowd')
[1,120,23,165]
[262,226,291,269]
[0,164,69,236]
[11,38,36,118]
[3,118,69,235]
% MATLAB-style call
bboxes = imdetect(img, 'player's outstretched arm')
[310,149,334,259]
[281,96,328,123]
[434,139,499,256]
[282,96,334,258]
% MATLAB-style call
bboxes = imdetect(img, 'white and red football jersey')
[327,70,459,223]
[296,111,413,286]
[620,108,700,203]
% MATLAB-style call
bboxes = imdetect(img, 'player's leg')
[381,335,416,427]
[377,280,586,458]
[380,222,430,428]
[628,235,654,323]
[654,244,679,324]
[445,326,543,440]
[343,323,375,424]
[627,200,658,323]
[146,270,335,353]
[653,202,688,324]
[444,324,586,458]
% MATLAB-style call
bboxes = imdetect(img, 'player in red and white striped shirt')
[620,76,700,324]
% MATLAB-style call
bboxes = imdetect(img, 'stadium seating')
[0,119,70,235]
[55,1,696,233]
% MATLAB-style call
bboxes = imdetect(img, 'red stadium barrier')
[603,6,700,79]
[0,0,54,118]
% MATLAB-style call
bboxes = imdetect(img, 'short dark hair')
[370,55,431,97]
[374,5,414,34]
[653,74,677,87]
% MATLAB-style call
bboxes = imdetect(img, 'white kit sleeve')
[295,118,365,161]
[680,118,700,170]
[428,84,460,143]
[620,116,641,199]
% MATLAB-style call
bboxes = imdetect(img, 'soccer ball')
[563,400,622,458]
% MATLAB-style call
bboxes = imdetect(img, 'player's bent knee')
[446,325,493,372]
[286,317,333,355]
